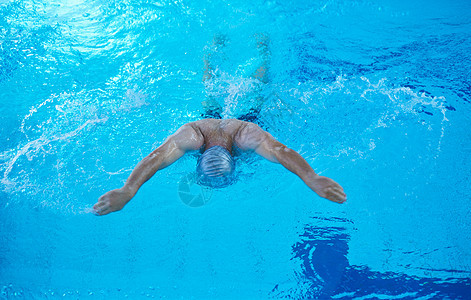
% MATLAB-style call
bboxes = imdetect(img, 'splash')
[0,80,149,213]
[204,69,268,118]
[266,75,450,163]
[2,117,108,190]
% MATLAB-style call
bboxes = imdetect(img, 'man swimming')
[93,118,346,216]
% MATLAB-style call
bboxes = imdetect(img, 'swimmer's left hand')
[310,176,347,204]
[93,187,134,216]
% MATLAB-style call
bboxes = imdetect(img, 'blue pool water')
[1,0,471,298]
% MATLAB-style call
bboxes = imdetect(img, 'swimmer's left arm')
[235,123,346,204]
[93,124,204,215]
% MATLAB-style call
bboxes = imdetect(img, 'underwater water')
[1,0,471,298]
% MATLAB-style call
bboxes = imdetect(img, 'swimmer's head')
[196,146,235,188]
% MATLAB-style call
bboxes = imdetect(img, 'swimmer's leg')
[203,34,227,81]
[201,34,227,118]
[238,34,271,123]
[251,33,271,84]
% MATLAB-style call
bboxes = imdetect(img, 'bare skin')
[93,119,347,216]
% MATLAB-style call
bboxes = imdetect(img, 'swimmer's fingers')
[311,176,347,204]
[325,186,347,204]
[93,198,110,216]
[97,207,112,216]
[93,206,112,216]
[93,188,132,216]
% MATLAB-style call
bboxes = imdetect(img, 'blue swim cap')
[196,146,236,188]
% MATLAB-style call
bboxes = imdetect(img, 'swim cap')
[196,146,236,188]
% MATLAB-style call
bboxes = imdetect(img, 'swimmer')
[93,118,347,216]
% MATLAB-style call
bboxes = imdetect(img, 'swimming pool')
[1,0,470,298]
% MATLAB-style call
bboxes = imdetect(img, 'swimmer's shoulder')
[232,120,267,150]
[188,119,217,133]
[176,121,205,140]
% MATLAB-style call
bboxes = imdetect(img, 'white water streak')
[1,117,108,191]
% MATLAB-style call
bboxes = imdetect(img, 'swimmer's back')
[188,119,250,152]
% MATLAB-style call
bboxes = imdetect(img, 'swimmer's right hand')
[93,187,134,216]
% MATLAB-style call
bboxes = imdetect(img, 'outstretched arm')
[93,124,204,215]
[235,123,346,203]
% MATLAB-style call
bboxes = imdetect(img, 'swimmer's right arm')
[235,123,347,204]
[93,124,204,215]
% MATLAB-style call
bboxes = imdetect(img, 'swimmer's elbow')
[261,144,290,164]
[273,145,295,160]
